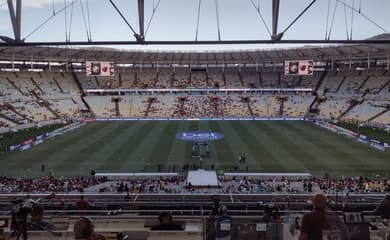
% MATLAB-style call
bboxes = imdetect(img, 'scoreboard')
[284,60,314,75]
[86,61,114,76]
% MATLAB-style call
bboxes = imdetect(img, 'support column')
[7,0,22,41]
[137,0,145,42]
[272,0,280,40]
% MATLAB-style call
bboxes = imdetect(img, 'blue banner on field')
[20,143,32,151]
[176,131,224,142]
[8,144,21,151]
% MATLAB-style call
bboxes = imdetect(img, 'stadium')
[0,0,389,239]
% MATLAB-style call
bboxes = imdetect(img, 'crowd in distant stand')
[0,176,106,193]
[0,175,389,194]
[316,177,390,194]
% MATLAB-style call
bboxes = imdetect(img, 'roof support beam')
[138,0,145,41]
[7,0,22,41]
[272,0,280,40]
[108,0,143,42]
[2,39,390,46]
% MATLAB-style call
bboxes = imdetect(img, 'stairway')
[153,72,160,87]
[30,77,45,95]
[94,76,100,87]
[279,98,285,117]
[6,77,25,95]
[222,72,227,86]
[171,72,175,87]
[376,78,390,94]
[238,72,244,87]
[335,76,347,93]
[246,101,254,117]
[118,72,122,88]
[258,72,263,87]
[144,98,154,117]
[366,109,388,123]
[309,95,319,109]
[70,70,91,114]
[40,101,61,119]
[338,100,362,120]
[205,72,209,87]
[356,76,370,93]
[314,69,329,92]
[53,77,64,93]
[0,112,21,125]
[113,98,121,117]
[9,105,34,123]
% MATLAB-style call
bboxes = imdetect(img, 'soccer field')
[1,121,389,178]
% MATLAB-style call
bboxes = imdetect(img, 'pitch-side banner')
[86,61,114,76]
[284,60,314,75]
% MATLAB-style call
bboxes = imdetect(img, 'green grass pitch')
[1,121,389,178]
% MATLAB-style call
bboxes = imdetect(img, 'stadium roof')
[0,42,389,65]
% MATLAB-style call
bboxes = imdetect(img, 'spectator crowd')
[0,175,389,194]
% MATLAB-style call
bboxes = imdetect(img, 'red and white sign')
[284,60,314,75]
[86,61,114,76]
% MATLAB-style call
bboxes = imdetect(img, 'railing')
[0,214,389,240]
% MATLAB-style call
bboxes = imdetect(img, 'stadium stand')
[1,3,390,239]
[224,67,242,87]
[207,67,225,88]
[174,67,191,88]
[136,67,157,88]
[342,100,388,122]
[283,94,315,117]
[0,46,389,240]
[0,65,389,126]
[260,71,279,87]
[156,67,173,88]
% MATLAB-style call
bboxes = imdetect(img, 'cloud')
[23,0,65,8]
[0,25,10,31]
[0,0,67,9]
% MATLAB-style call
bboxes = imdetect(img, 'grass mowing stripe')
[226,121,263,170]
[183,121,201,169]
[119,121,172,171]
[52,122,131,175]
[241,121,303,171]
[98,121,155,172]
[166,121,189,169]
[263,121,334,173]
[78,121,139,171]
[207,121,237,171]
[1,122,104,169]
[288,122,352,171]
[247,121,302,172]
[0,122,112,176]
[288,122,381,174]
[220,121,262,170]
[199,121,218,169]
[144,121,181,171]
[1,121,389,178]
[292,122,390,176]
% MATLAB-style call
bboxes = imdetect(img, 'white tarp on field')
[187,169,219,186]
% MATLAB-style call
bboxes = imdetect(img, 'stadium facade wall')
[0,119,64,134]
[315,121,388,151]
[95,117,305,121]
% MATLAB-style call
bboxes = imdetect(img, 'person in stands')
[74,217,106,240]
[29,205,56,231]
[299,193,348,240]
[76,195,94,214]
[215,205,233,240]
[150,212,184,231]
[375,195,390,219]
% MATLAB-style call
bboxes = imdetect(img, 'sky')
[0,0,389,51]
